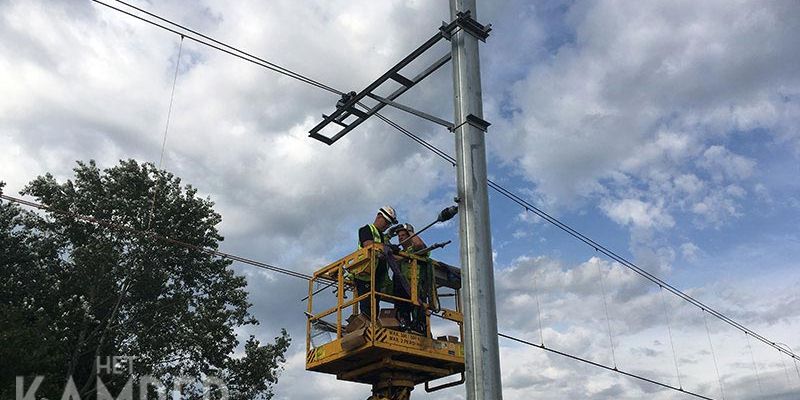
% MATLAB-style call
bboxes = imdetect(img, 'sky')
[1,0,799,399]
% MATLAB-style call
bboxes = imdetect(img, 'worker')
[395,223,430,334]
[353,205,397,318]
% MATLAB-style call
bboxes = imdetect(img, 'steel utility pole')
[307,3,499,398]
[450,1,503,400]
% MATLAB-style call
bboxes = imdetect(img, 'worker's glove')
[388,244,402,254]
[386,224,401,239]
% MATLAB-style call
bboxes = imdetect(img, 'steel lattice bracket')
[308,12,491,145]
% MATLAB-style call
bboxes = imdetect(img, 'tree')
[0,161,290,400]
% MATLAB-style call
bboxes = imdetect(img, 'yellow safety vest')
[352,224,384,281]
[357,224,383,248]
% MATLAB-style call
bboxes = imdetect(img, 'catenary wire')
[0,194,317,282]
[703,310,726,400]
[83,0,800,366]
[660,285,683,389]
[5,192,717,398]
[2,192,321,365]
[90,0,342,96]
[147,35,184,230]
[497,333,715,400]
[598,266,618,369]
[532,274,545,346]
[777,342,800,385]
[745,332,764,394]
[157,35,184,171]
[376,114,800,362]
[779,348,793,386]
[6,193,784,398]
[106,0,344,96]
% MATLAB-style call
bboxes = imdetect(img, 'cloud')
[680,242,700,262]
[699,145,756,182]
[492,254,800,399]
[0,3,457,398]
[3,1,800,399]
[486,0,800,225]
[601,198,675,230]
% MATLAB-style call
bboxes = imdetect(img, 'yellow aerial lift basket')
[305,243,465,399]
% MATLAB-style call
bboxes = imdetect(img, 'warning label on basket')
[382,329,427,348]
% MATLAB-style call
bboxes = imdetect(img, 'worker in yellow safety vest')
[353,206,397,318]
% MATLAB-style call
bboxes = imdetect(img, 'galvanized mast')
[449,1,504,399]
[306,1,501,396]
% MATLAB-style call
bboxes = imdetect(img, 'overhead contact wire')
[1,194,316,282]
[9,190,716,399]
[90,0,799,364]
[91,0,342,96]
[376,117,799,361]
[108,0,343,95]
[498,333,715,400]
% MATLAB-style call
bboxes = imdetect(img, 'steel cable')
[1,194,316,282]
[78,0,800,379]
[91,0,798,362]
[745,332,763,394]
[90,0,343,96]
[599,267,618,369]
[377,117,800,362]
[147,35,184,230]
[532,274,545,346]
[703,310,726,400]
[498,332,715,399]
[660,286,683,389]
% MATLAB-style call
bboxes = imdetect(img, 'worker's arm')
[410,235,426,251]
[358,225,375,247]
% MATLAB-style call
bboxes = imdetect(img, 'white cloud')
[601,198,675,230]
[674,173,704,195]
[272,350,368,400]
[699,145,756,182]
[3,1,800,399]
[689,184,746,227]
[493,254,800,399]
[487,0,799,228]
[680,242,700,262]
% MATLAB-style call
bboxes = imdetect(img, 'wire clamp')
[440,10,492,42]
[336,91,357,109]
[450,114,491,133]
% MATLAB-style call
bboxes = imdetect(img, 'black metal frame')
[308,11,491,145]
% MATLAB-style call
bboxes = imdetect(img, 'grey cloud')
[493,253,800,399]
[699,145,757,182]
[595,383,625,397]
[630,346,662,358]
[0,3,460,399]
[4,1,800,399]
[485,0,800,238]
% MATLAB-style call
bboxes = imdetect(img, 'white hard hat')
[378,206,397,224]
[397,223,414,234]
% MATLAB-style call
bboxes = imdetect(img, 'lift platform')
[305,244,465,400]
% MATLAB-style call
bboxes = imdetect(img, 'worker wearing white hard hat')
[352,205,397,318]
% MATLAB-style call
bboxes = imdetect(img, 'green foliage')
[0,161,290,400]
